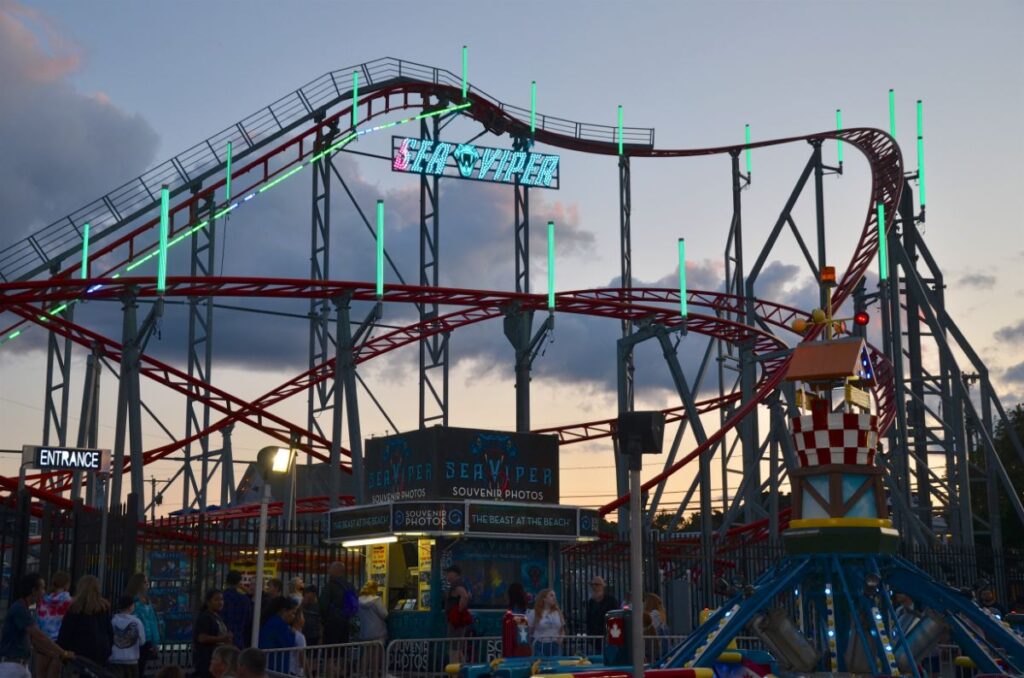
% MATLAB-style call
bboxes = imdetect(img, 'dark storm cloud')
[958,273,996,290]
[1003,361,1024,386]
[0,2,159,238]
[995,320,1024,345]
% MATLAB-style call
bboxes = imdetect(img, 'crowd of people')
[443,566,671,660]
[0,562,365,678]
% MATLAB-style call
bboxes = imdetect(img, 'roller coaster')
[0,56,1021,601]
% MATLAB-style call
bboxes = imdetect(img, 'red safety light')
[854,311,870,327]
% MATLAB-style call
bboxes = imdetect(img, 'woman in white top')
[289,610,306,677]
[526,588,564,657]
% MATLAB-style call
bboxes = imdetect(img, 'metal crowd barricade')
[385,636,504,678]
[262,640,386,678]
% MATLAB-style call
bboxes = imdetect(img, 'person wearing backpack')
[109,595,146,678]
[319,562,357,645]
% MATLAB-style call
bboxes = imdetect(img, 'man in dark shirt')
[222,571,253,649]
[0,573,72,676]
[301,586,322,646]
[320,563,355,645]
[585,576,620,638]
[259,578,284,627]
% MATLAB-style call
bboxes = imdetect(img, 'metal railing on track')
[0,57,654,285]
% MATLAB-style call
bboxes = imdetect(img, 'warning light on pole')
[547,221,555,310]
[81,222,90,279]
[225,141,233,203]
[461,46,468,99]
[530,81,537,135]
[888,89,896,138]
[854,311,870,327]
[745,124,752,175]
[820,266,836,286]
[352,71,360,128]
[917,99,926,208]
[376,200,384,299]
[877,202,889,282]
[617,105,624,156]
[158,186,169,294]
[835,109,844,165]
[678,238,687,318]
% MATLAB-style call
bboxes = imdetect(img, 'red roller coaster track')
[0,71,902,522]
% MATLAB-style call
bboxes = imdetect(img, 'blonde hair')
[68,575,110,615]
[532,588,564,633]
[644,592,667,619]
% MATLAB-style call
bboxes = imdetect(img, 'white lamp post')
[251,445,295,647]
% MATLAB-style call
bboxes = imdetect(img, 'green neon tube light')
[376,200,384,298]
[547,221,555,309]
[225,141,233,202]
[352,71,360,128]
[81,222,90,279]
[678,238,687,317]
[745,124,751,175]
[530,81,537,135]
[877,202,888,281]
[835,109,844,164]
[679,238,688,319]
[0,100,472,347]
[888,89,895,137]
[917,99,925,207]
[158,186,169,293]
[461,46,468,99]
[617,105,623,156]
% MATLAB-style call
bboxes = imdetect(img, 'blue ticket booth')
[324,426,600,641]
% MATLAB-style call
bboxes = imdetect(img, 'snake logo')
[454,144,479,178]
[470,433,517,493]
[381,437,412,491]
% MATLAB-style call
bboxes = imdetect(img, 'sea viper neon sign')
[391,137,560,189]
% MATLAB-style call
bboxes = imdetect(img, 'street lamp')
[251,445,295,647]
[616,411,665,676]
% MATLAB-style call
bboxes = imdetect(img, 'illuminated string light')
[835,109,844,165]
[0,100,473,347]
[547,221,555,310]
[80,223,90,279]
[678,238,687,317]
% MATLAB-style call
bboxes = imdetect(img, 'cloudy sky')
[0,0,1022,515]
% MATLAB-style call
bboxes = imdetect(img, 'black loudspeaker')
[616,411,666,456]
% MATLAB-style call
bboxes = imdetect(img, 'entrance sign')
[364,426,560,505]
[22,445,110,473]
[392,137,560,189]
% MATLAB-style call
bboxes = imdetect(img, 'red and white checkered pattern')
[791,412,878,467]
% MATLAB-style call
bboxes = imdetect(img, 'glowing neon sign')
[392,137,560,189]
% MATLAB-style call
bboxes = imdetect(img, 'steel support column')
[72,344,101,504]
[308,114,338,459]
[109,291,161,519]
[614,155,633,530]
[41,263,74,472]
[183,190,216,511]
[330,294,370,505]
[418,109,449,428]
